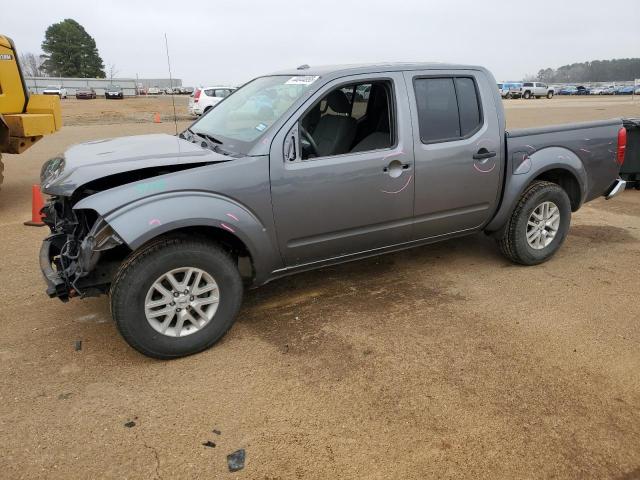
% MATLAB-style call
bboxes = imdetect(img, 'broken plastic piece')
[124,421,136,428]
[227,449,245,472]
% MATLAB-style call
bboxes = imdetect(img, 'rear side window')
[414,77,483,143]
[523,82,533,87]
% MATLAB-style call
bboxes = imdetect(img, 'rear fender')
[485,146,586,233]
[75,191,280,284]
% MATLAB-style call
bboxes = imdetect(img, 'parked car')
[500,82,522,98]
[188,86,236,116]
[42,85,67,98]
[182,87,194,95]
[590,86,610,95]
[615,86,635,95]
[601,86,617,95]
[558,86,578,95]
[75,87,96,100]
[520,82,554,99]
[38,62,632,359]
[147,87,161,95]
[635,86,640,95]
[105,85,124,99]
[576,86,590,95]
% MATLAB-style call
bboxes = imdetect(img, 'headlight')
[40,156,65,186]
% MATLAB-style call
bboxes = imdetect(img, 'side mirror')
[284,123,299,162]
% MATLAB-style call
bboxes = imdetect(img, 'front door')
[403,70,503,240]
[270,72,414,266]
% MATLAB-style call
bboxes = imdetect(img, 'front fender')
[76,191,282,284]
[485,146,587,233]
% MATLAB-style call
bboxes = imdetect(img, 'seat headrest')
[327,90,351,114]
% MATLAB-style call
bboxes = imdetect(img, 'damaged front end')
[40,197,127,301]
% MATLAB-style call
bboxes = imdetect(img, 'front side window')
[414,76,483,144]
[298,80,394,160]
[191,75,316,154]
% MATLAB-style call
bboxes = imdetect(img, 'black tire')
[498,180,571,266]
[110,236,243,359]
[523,91,531,99]
[547,91,554,99]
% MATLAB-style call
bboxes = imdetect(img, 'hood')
[42,133,230,196]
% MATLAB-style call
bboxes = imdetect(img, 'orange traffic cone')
[153,112,161,123]
[24,184,45,227]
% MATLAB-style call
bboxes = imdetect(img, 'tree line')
[535,58,640,83]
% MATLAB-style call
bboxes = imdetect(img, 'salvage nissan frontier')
[39,63,632,358]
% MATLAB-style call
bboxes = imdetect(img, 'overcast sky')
[5,0,639,86]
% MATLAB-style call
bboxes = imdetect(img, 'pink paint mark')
[148,218,161,226]
[220,222,235,233]
[226,213,239,222]
[474,162,496,174]
[381,175,413,195]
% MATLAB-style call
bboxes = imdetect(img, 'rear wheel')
[110,236,243,359]
[498,181,571,265]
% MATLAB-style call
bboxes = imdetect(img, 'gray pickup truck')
[39,63,632,358]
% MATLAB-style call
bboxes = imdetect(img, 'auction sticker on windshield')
[285,76,319,85]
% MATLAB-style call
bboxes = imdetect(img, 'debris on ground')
[212,429,221,435]
[74,340,82,351]
[124,421,136,428]
[57,393,72,400]
[227,449,245,472]
[202,441,216,448]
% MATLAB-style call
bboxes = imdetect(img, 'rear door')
[269,72,415,266]
[403,70,503,240]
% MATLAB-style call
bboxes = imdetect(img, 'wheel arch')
[485,146,587,235]
[77,191,283,285]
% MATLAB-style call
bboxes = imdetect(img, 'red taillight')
[617,127,627,166]
[194,88,201,103]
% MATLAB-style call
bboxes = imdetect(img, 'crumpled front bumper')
[39,234,73,301]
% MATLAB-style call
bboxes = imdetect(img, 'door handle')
[383,160,410,174]
[473,149,497,160]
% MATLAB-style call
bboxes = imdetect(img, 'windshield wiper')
[189,129,223,145]
[186,129,231,156]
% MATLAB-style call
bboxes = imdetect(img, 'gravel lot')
[1,95,639,479]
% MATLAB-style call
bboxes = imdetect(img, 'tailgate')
[620,118,640,182]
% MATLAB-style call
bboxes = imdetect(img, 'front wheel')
[110,236,243,359]
[497,181,571,265]
[523,91,531,99]
[547,91,554,99]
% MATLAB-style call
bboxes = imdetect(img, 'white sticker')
[285,75,319,86]
[255,123,267,132]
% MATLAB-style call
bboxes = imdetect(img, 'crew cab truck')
[39,63,630,359]
[521,82,554,99]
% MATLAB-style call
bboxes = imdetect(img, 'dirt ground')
[1,95,639,479]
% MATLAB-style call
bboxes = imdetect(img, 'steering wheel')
[299,125,319,157]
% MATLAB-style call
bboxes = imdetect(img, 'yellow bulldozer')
[0,35,61,189]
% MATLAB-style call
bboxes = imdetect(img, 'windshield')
[190,75,318,154]
[107,85,120,90]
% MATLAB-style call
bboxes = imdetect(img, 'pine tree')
[41,19,105,78]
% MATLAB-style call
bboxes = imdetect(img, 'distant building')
[137,78,183,90]
[24,77,183,96]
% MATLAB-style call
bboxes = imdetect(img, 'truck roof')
[270,62,487,78]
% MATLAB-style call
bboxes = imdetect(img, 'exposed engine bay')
[40,196,127,301]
